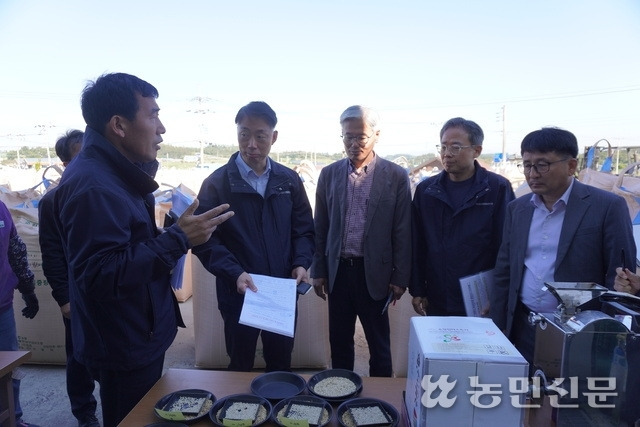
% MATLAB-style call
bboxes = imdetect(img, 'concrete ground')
[17,297,370,426]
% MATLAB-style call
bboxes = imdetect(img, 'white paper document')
[239,273,297,337]
[459,269,494,317]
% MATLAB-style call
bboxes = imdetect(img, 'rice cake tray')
[209,393,272,427]
[272,395,333,427]
[154,389,215,424]
[337,398,399,427]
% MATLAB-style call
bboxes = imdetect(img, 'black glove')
[21,292,39,319]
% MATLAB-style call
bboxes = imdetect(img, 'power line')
[496,86,640,104]
[0,91,77,101]
[380,85,640,111]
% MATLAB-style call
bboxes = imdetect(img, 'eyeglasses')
[436,144,473,156]
[517,158,570,174]
[342,132,374,147]
[239,131,269,143]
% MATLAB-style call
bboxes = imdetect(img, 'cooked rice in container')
[313,377,357,397]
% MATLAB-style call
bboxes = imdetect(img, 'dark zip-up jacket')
[39,187,69,307]
[52,126,186,370]
[193,152,315,313]
[410,162,514,315]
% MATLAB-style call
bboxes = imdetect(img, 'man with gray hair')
[311,105,411,377]
[409,117,515,317]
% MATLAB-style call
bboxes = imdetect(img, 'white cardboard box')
[9,207,66,364]
[405,316,528,427]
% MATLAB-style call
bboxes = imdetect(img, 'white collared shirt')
[521,178,575,313]
[235,154,271,197]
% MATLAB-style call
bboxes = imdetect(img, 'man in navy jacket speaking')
[52,72,233,426]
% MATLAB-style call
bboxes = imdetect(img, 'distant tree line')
[0,144,349,166]
[1,144,214,161]
[0,144,461,169]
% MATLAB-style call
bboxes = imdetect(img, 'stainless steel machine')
[529,282,640,426]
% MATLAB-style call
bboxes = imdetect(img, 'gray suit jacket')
[311,156,412,300]
[490,179,636,335]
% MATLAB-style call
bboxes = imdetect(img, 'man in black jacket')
[193,101,315,372]
[39,130,100,427]
[410,117,514,316]
[52,73,233,426]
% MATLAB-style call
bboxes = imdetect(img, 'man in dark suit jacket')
[490,127,636,365]
[311,105,411,377]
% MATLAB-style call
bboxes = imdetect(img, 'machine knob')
[528,312,545,328]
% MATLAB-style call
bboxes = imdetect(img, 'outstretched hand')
[177,199,234,247]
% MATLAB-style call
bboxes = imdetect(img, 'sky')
[0,0,639,157]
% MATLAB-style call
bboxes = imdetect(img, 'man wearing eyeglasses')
[311,105,411,377]
[489,127,636,365]
[193,101,315,372]
[409,117,515,317]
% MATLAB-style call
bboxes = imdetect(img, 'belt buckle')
[341,257,355,267]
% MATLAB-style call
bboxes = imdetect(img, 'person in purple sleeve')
[0,200,40,427]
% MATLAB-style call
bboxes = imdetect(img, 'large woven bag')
[611,162,640,224]
[585,138,613,171]
[578,139,616,190]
